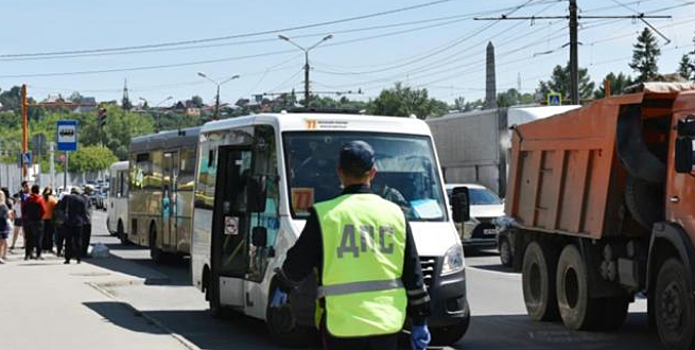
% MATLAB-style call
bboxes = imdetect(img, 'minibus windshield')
[284,132,447,222]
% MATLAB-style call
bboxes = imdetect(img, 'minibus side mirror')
[251,227,268,247]
[247,175,267,213]
[451,186,471,223]
[675,137,695,174]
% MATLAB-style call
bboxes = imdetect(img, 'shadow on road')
[84,301,168,335]
[455,313,662,350]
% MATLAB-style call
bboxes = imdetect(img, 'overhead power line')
[0,0,456,59]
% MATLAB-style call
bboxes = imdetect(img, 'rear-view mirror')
[675,137,695,174]
[451,186,471,223]
[251,227,268,247]
[677,118,695,137]
[247,175,267,213]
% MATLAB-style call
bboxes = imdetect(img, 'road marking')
[467,266,520,278]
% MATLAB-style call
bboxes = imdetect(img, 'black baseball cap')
[339,140,375,176]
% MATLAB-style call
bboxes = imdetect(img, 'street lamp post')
[140,96,172,132]
[197,73,240,120]
[278,34,333,108]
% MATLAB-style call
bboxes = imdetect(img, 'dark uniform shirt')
[280,184,431,325]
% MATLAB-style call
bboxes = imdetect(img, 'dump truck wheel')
[522,241,560,321]
[556,244,603,330]
[625,175,664,230]
[655,258,695,350]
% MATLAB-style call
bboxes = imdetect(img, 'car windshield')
[446,187,502,206]
[284,132,447,222]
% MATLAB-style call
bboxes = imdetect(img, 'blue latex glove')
[269,287,288,308]
[411,325,431,350]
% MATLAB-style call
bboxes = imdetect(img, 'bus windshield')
[283,132,447,222]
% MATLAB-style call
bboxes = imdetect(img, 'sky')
[1,0,694,106]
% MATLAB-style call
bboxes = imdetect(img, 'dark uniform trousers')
[24,221,44,259]
[64,225,83,262]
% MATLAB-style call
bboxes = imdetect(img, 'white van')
[191,113,470,346]
[107,161,129,243]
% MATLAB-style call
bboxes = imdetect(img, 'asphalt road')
[88,210,665,350]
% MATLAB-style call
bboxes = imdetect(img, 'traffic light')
[98,108,107,129]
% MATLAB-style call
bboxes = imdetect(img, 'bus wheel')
[556,244,602,330]
[118,221,128,245]
[655,258,695,349]
[266,281,316,347]
[522,241,559,321]
[149,225,163,263]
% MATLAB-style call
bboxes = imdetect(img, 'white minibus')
[191,113,469,346]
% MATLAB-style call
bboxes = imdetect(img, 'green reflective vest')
[314,193,407,337]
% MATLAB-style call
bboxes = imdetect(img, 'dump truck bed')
[505,83,695,239]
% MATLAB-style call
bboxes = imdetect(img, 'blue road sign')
[23,152,32,167]
[56,120,78,151]
[547,93,562,106]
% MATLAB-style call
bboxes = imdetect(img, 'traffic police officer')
[272,140,431,350]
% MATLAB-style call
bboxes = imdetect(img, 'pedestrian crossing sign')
[547,92,562,106]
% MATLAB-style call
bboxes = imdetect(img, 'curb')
[88,281,202,350]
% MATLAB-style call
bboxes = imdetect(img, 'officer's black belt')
[318,279,404,298]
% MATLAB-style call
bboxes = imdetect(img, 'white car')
[446,183,504,249]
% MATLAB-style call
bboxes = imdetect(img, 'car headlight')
[441,244,465,276]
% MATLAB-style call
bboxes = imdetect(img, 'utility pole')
[49,142,55,187]
[197,73,239,121]
[569,0,579,105]
[475,1,670,105]
[215,85,221,120]
[278,34,334,108]
[21,84,28,179]
[304,51,310,108]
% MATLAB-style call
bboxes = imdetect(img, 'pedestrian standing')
[10,181,30,251]
[271,141,431,350]
[23,185,46,260]
[0,191,10,263]
[60,187,87,264]
[80,185,94,258]
[41,187,57,252]
[54,191,70,257]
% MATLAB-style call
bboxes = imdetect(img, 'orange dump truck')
[504,83,695,349]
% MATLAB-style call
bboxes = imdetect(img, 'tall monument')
[485,41,498,110]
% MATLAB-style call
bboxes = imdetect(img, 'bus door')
[162,151,179,249]
[212,146,252,307]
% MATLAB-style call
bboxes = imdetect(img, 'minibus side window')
[248,125,280,282]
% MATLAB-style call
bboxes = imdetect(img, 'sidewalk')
[0,239,190,350]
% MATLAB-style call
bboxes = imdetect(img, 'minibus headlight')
[441,244,465,276]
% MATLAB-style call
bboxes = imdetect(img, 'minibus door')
[212,146,252,307]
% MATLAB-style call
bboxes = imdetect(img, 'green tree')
[497,88,535,107]
[368,83,447,119]
[595,72,634,99]
[69,145,118,172]
[191,95,204,108]
[630,28,661,83]
[678,54,694,81]
[536,63,595,104]
[68,91,84,103]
